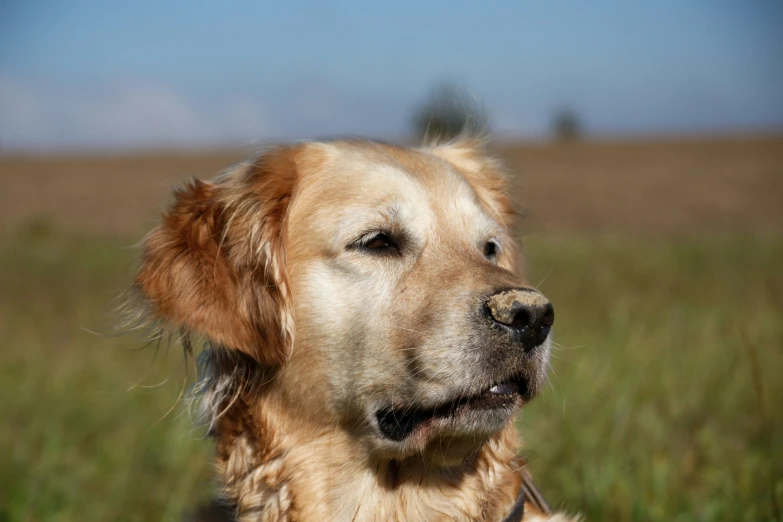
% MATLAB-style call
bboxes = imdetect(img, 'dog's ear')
[428,138,520,273]
[132,147,299,366]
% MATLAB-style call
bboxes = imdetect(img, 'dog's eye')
[483,240,499,259]
[358,232,400,255]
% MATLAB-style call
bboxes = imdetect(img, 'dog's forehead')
[292,141,492,227]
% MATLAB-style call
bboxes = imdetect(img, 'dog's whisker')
[552,341,587,351]
[388,324,427,336]
[533,266,555,290]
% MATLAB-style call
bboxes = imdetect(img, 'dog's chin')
[371,374,539,458]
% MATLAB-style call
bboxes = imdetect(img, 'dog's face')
[134,139,553,465]
[284,142,553,460]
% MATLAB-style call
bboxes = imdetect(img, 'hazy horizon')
[2,1,782,152]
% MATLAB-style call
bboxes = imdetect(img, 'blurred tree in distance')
[411,83,487,142]
[552,107,583,141]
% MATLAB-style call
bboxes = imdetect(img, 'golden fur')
[130,138,577,521]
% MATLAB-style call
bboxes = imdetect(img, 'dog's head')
[133,139,553,465]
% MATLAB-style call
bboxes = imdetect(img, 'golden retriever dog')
[128,137,577,521]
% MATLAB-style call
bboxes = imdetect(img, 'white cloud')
[0,75,275,152]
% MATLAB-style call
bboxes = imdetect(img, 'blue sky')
[1,1,781,151]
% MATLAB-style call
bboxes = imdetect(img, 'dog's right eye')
[483,240,498,259]
[355,232,400,255]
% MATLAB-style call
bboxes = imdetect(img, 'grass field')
[1,137,781,521]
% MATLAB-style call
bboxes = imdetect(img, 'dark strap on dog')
[500,485,526,522]
[500,470,552,522]
[521,469,552,515]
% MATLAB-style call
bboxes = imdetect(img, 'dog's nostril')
[508,309,531,330]
[541,304,555,328]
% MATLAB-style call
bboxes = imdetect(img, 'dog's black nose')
[486,288,554,348]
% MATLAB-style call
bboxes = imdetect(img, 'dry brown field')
[2,136,781,238]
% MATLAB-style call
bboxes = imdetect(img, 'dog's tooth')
[489,382,520,395]
[489,384,513,395]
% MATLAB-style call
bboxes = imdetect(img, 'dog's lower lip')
[376,378,527,441]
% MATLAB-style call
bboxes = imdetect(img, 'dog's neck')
[213,396,531,522]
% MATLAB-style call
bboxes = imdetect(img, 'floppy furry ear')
[427,138,520,273]
[132,147,299,366]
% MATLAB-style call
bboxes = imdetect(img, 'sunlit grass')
[521,235,782,521]
[0,233,213,521]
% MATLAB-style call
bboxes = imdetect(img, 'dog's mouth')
[375,376,531,442]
